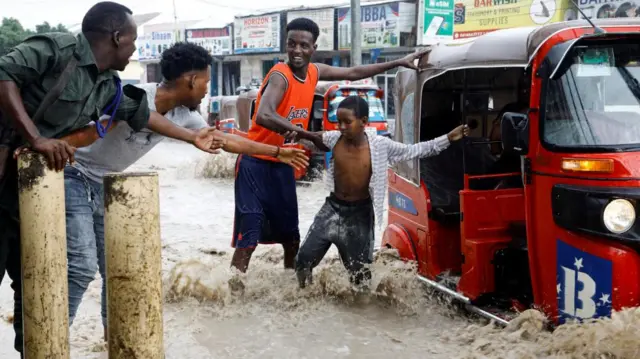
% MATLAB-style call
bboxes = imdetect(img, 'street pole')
[104,172,164,358]
[172,0,179,41]
[18,151,69,358]
[350,0,361,66]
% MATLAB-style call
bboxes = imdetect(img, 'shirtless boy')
[295,96,469,289]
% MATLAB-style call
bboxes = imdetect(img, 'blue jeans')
[64,166,107,327]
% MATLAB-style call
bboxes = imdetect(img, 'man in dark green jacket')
[0,2,219,356]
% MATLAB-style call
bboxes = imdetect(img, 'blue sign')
[389,191,418,215]
[337,3,399,23]
[556,240,613,323]
[370,48,381,62]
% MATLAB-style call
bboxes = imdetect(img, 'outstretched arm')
[14,110,202,157]
[386,125,469,164]
[218,131,279,156]
[51,111,209,149]
[215,131,309,169]
[316,48,430,82]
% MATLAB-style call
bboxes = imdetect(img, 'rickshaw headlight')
[602,199,636,234]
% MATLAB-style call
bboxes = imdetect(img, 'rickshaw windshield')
[327,89,385,123]
[542,42,640,151]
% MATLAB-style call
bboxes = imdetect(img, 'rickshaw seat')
[428,207,461,225]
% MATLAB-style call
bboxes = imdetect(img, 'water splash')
[164,247,437,319]
[190,151,238,179]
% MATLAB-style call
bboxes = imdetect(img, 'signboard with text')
[186,27,232,56]
[573,0,640,20]
[234,14,282,54]
[287,8,335,51]
[453,0,569,39]
[418,0,455,44]
[137,31,176,61]
[337,1,416,50]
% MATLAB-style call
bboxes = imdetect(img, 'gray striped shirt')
[322,129,451,227]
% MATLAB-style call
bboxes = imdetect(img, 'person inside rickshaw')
[486,101,529,189]
[419,100,528,221]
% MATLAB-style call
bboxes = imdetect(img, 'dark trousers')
[295,193,375,289]
[0,153,24,355]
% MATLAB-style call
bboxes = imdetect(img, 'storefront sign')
[573,0,640,20]
[337,2,417,50]
[287,8,335,51]
[234,14,281,54]
[186,27,232,56]
[137,31,176,61]
[453,0,569,39]
[418,0,455,44]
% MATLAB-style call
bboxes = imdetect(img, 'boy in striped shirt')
[295,96,468,290]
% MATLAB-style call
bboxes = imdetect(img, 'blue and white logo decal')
[556,240,613,323]
[388,191,418,215]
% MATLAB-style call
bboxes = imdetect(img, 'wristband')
[274,146,280,158]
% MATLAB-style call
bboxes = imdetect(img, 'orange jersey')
[247,62,319,162]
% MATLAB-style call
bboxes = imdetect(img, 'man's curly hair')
[160,42,213,81]
[286,17,320,42]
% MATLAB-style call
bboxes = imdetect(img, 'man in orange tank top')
[230,17,430,281]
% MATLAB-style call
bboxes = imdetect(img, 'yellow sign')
[452,0,570,39]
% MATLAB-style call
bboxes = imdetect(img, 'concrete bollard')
[103,172,164,359]
[17,151,70,358]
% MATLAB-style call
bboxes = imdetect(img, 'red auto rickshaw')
[383,18,640,325]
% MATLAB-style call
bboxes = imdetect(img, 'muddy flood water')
[0,140,639,358]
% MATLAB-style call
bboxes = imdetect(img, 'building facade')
[119,0,581,119]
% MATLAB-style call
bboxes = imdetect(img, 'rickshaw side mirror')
[501,112,529,155]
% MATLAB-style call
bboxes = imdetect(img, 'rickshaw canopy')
[414,18,640,80]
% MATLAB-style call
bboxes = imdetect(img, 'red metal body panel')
[423,217,462,278]
[382,224,417,262]
[383,169,462,278]
[382,169,428,268]
[457,174,526,300]
[525,26,640,322]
